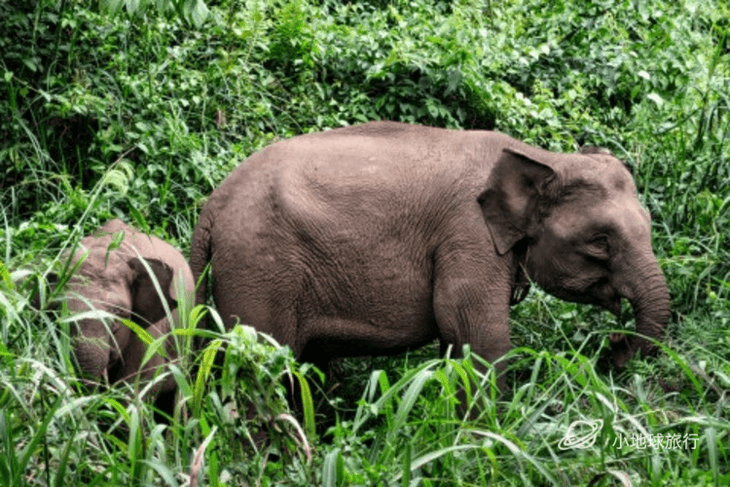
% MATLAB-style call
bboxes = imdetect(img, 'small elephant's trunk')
[73,320,113,380]
[611,259,671,368]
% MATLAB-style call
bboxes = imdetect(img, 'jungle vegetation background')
[1,0,728,485]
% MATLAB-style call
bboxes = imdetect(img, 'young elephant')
[47,219,194,417]
[190,121,671,385]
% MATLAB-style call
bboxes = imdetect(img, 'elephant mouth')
[561,287,622,317]
[605,296,622,317]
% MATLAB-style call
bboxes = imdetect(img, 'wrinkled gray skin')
[63,219,194,415]
[190,121,670,383]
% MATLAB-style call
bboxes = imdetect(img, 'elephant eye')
[587,235,610,257]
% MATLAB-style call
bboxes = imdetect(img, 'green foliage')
[314,345,730,485]
[98,0,210,27]
[1,0,728,484]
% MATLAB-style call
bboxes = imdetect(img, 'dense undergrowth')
[1,0,728,485]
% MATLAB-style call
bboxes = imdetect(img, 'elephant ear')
[478,146,557,255]
[127,257,177,325]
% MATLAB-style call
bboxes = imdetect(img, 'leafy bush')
[1,0,728,484]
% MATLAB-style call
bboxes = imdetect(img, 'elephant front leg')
[432,252,515,393]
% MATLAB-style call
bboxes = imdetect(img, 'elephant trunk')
[611,256,671,369]
[72,318,113,380]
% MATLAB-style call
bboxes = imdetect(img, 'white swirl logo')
[558,419,604,450]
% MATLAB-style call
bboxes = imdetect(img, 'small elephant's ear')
[478,146,557,255]
[127,257,177,325]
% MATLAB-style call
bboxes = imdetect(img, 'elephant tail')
[190,211,213,323]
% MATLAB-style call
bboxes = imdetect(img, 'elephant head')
[49,220,194,395]
[66,250,177,381]
[480,145,670,368]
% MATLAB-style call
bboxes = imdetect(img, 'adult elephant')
[42,219,194,418]
[190,121,670,383]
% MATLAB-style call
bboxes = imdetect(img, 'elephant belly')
[297,283,440,360]
[293,237,440,359]
[299,316,439,361]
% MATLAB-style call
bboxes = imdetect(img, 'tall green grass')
[0,240,313,485]
[1,0,728,484]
